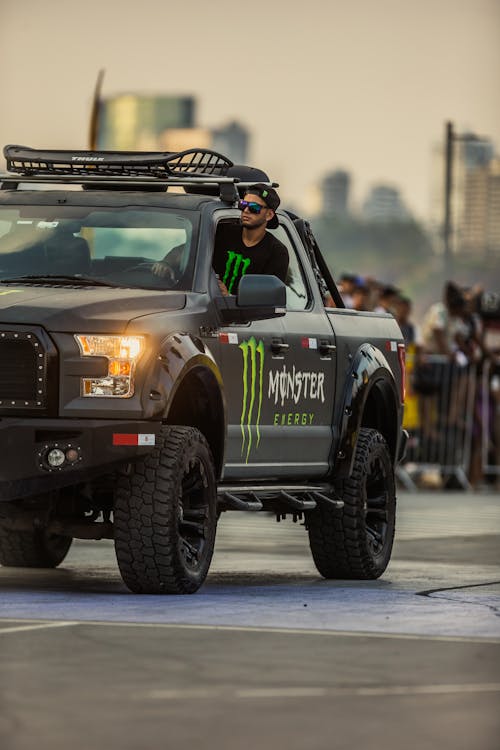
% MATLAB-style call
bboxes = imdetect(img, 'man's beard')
[240,215,267,230]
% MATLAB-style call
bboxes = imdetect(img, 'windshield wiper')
[0,274,128,288]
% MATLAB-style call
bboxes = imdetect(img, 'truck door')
[217,312,288,479]
[266,221,337,477]
[216,216,336,480]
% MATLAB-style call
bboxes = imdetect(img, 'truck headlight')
[74,335,145,397]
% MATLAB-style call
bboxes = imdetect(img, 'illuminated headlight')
[74,335,145,397]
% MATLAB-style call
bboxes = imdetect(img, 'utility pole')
[89,69,105,150]
[443,120,454,280]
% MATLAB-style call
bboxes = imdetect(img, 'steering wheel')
[116,261,178,285]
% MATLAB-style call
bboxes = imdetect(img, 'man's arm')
[264,238,289,282]
[212,224,236,296]
[152,244,184,279]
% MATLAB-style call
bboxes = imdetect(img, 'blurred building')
[97,94,195,150]
[456,137,500,258]
[158,128,212,152]
[486,160,500,256]
[212,121,249,165]
[320,170,351,217]
[96,94,250,167]
[430,128,500,259]
[361,184,409,223]
[462,136,495,169]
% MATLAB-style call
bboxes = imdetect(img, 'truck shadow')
[0,565,395,596]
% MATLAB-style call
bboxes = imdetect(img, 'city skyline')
[92,89,420,219]
[1,0,499,222]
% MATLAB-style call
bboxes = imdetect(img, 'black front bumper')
[0,417,161,501]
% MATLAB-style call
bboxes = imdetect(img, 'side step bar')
[217,484,343,513]
[220,491,263,512]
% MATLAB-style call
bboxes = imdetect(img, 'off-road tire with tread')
[0,526,72,568]
[308,427,396,579]
[114,425,217,594]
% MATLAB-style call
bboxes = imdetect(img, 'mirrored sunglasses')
[238,200,267,214]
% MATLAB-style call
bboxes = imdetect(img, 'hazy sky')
[1,0,499,221]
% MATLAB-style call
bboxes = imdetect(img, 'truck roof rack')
[0,146,278,203]
[3,145,233,178]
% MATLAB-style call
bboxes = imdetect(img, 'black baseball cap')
[245,183,280,228]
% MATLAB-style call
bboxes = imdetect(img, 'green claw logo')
[239,336,264,463]
[223,251,251,294]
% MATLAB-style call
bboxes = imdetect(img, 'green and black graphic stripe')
[239,337,264,463]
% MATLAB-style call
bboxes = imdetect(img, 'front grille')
[0,331,47,408]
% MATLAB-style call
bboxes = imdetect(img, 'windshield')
[0,205,198,290]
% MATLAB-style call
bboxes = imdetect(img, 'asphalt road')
[1,490,499,750]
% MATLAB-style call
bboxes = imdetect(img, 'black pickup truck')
[0,145,407,594]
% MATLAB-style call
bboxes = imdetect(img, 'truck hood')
[0,285,186,332]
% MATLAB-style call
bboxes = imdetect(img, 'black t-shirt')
[213,224,289,294]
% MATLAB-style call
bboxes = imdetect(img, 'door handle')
[319,340,336,355]
[271,338,290,354]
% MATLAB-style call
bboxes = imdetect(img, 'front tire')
[308,428,396,579]
[114,426,217,594]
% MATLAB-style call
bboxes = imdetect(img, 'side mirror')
[215,274,287,324]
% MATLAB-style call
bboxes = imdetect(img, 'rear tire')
[0,526,72,568]
[114,425,217,594]
[308,428,396,579]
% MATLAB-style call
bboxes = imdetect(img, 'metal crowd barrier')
[481,357,500,484]
[397,350,478,490]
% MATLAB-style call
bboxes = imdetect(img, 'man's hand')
[216,275,229,296]
[323,292,336,308]
[151,261,175,281]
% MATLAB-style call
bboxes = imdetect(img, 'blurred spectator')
[420,281,469,360]
[460,284,496,488]
[460,285,488,363]
[334,272,499,488]
[394,295,417,347]
[351,282,370,311]
[364,277,383,311]
[414,282,470,463]
[338,273,357,308]
[375,284,400,315]
[491,366,500,490]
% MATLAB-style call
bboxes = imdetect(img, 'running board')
[217,484,343,513]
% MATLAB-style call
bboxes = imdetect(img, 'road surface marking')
[146,683,500,701]
[71,621,500,644]
[0,621,79,635]
[0,618,499,643]
[237,687,327,698]
[346,683,500,696]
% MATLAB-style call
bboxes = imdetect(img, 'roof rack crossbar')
[0,172,240,186]
[232,181,279,189]
[3,145,234,179]
[0,172,245,203]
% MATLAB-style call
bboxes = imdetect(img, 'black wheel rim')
[363,453,391,555]
[177,457,212,572]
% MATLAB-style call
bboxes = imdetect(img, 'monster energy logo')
[223,251,251,294]
[239,336,264,463]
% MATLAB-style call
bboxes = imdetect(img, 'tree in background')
[308,215,500,322]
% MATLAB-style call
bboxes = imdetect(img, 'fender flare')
[333,343,401,479]
[151,332,227,475]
